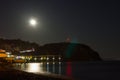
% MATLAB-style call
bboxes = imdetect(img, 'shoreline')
[0,63,73,80]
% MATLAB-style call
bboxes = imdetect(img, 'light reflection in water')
[26,63,44,73]
[66,62,72,77]
[13,62,62,75]
[53,62,55,73]
[59,62,61,75]
[47,62,49,72]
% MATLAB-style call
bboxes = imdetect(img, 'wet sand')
[0,63,73,80]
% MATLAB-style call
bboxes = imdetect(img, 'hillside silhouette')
[38,42,102,61]
[0,38,101,61]
[0,38,39,54]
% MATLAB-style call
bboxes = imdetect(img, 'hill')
[0,38,39,54]
[38,42,102,61]
[0,38,101,61]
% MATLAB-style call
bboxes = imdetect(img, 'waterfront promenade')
[0,63,72,80]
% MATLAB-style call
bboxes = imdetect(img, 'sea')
[13,61,120,80]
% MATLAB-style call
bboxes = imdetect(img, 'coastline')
[0,63,73,80]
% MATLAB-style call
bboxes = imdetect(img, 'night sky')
[0,0,120,60]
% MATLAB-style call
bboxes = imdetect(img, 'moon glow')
[29,18,37,27]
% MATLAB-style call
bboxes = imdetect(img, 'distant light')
[34,57,37,61]
[16,56,21,59]
[6,52,11,55]
[40,57,43,60]
[28,58,31,60]
[47,62,49,64]
[59,62,61,64]
[52,57,55,60]
[7,55,10,57]
[11,55,14,57]
[47,57,49,60]
[40,62,43,65]
[22,56,25,59]
[59,57,61,60]
[53,62,55,64]
[44,57,46,60]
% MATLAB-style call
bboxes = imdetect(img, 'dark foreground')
[0,64,72,80]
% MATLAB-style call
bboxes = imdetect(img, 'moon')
[29,18,37,27]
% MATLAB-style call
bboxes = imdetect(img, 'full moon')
[29,18,37,27]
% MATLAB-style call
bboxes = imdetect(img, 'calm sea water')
[13,61,120,80]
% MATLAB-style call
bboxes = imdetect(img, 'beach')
[0,63,72,80]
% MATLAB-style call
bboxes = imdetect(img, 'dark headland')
[37,42,102,61]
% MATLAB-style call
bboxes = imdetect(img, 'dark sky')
[0,0,120,60]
